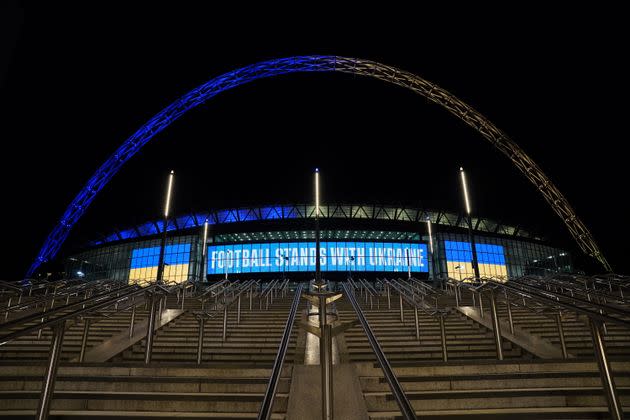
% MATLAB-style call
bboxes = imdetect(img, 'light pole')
[459,167,480,279]
[200,218,208,283]
[224,250,231,281]
[426,217,436,280]
[156,170,174,285]
[314,168,324,289]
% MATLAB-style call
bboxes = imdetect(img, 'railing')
[447,276,629,420]
[0,280,184,420]
[357,278,380,309]
[380,278,449,361]
[194,279,259,364]
[342,282,417,419]
[1,277,134,322]
[259,279,280,309]
[258,282,304,420]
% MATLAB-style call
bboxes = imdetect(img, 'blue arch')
[27,55,610,277]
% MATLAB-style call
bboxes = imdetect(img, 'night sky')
[1,4,627,278]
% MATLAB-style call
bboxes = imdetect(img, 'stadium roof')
[89,203,543,247]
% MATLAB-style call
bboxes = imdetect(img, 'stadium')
[1,55,628,420]
[64,203,573,284]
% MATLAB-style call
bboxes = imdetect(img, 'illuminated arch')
[26,56,611,277]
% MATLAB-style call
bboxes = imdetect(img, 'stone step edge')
[0,410,286,418]
[368,406,614,417]
[0,390,290,400]
[363,386,630,398]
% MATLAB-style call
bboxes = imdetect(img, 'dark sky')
[1,4,627,277]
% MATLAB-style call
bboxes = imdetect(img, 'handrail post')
[36,320,65,420]
[439,315,448,362]
[197,317,205,365]
[79,318,91,362]
[386,283,391,309]
[488,289,503,360]
[399,293,404,323]
[589,318,623,420]
[504,290,514,335]
[249,284,253,311]
[414,307,420,341]
[144,292,157,364]
[237,294,241,325]
[222,305,228,342]
[129,304,136,338]
[4,296,11,321]
[478,291,484,318]
[556,312,568,359]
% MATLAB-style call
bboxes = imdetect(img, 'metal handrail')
[0,283,139,332]
[382,278,449,360]
[2,277,132,318]
[0,281,179,345]
[258,282,304,420]
[342,282,417,420]
[194,279,259,363]
[447,276,626,419]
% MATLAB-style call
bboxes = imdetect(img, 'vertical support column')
[237,295,241,325]
[36,321,66,420]
[4,297,11,321]
[439,315,448,362]
[504,290,514,335]
[129,304,136,339]
[488,289,503,361]
[590,318,623,420]
[144,293,157,364]
[79,318,91,363]
[222,305,228,342]
[197,317,205,365]
[556,312,568,359]
[318,295,333,420]
[414,307,420,341]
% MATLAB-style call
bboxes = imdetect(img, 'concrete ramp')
[456,306,571,359]
[72,308,185,363]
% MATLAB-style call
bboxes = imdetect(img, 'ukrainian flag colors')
[129,244,191,284]
[445,241,507,280]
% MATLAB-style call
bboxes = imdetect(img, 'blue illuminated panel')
[208,241,428,275]
[445,240,507,279]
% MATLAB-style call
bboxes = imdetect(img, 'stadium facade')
[63,203,573,283]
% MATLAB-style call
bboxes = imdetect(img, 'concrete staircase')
[495,305,630,358]
[0,363,289,418]
[0,287,301,418]
[337,299,529,363]
[356,359,630,418]
[2,282,630,418]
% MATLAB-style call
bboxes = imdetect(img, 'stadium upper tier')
[89,203,543,246]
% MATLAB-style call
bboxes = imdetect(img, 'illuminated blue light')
[444,241,506,265]
[130,243,191,269]
[207,241,428,275]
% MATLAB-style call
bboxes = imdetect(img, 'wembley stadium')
[3,53,628,420]
[64,203,573,284]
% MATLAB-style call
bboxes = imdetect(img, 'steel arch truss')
[26,55,610,277]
